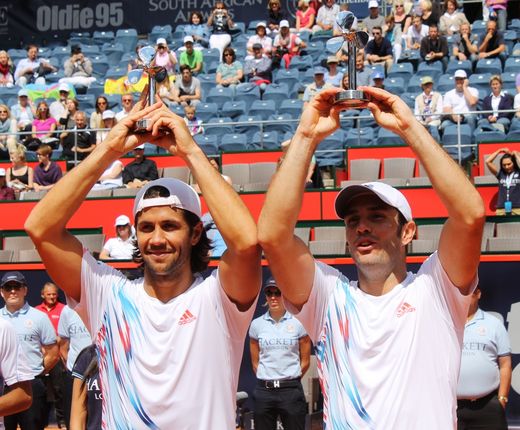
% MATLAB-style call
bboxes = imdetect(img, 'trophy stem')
[148,73,155,106]
[348,42,357,91]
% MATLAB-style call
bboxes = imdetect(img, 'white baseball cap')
[156,37,167,46]
[102,110,115,120]
[368,0,379,8]
[115,214,131,226]
[58,83,70,93]
[335,181,412,221]
[279,20,290,28]
[256,22,267,28]
[135,144,145,150]
[454,69,467,79]
[0,168,5,176]
[183,35,194,44]
[133,178,202,219]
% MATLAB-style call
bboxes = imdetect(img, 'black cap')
[252,43,263,50]
[1,271,27,287]
[263,277,278,290]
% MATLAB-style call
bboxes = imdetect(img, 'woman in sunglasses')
[90,95,109,130]
[249,278,311,430]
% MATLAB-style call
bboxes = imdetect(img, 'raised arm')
[146,106,261,308]
[258,88,348,308]
[24,100,163,302]
[362,86,485,294]
[485,147,508,176]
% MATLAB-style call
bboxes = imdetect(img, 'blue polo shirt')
[1,303,57,376]
[58,306,92,371]
[249,311,308,380]
[457,309,511,399]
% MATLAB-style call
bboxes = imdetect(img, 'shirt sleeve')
[71,346,94,380]
[39,313,58,346]
[284,261,342,343]
[495,318,511,356]
[248,318,259,340]
[57,306,70,339]
[0,321,34,386]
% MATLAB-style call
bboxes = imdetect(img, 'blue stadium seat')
[315,129,346,167]
[234,83,261,109]
[93,31,115,46]
[437,74,455,92]
[249,100,277,120]
[388,62,413,80]
[345,127,375,147]
[385,77,406,95]
[278,99,303,117]
[358,109,377,128]
[52,46,70,64]
[273,69,300,89]
[511,42,520,57]
[507,130,520,141]
[204,116,234,139]
[149,25,173,43]
[377,128,404,146]
[80,44,100,56]
[475,58,502,75]
[205,61,219,74]
[473,127,506,143]
[445,59,472,75]
[76,94,96,110]
[441,124,473,161]
[230,21,246,41]
[115,28,138,52]
[406,74,423,94]
[102,43,125,66]
[104,66,126,80]
[219,133,249,152]
[87,83,105,100]
[400,93,416,109]
[221,100,248,119]
[288,55,313,71]
[45,71,65,84]
[504,57,520,74]
[262,83,290,105]
[201,48,221,64]
[69,32,92,45]
[234,114,263,139]
[503,72,518,87]
[266,113,295,135]
[194,103,219,122]
[206,86,234,105]
[471,20,487,37]
[415,63,442,79]
[198,74,217,98]
[90,55,109,78]
[339,110,359,129]
[504,30,517,53]
[468,73,492,94]
[251,131,280,150]
[304,41,325,61]
[194,134,219,156]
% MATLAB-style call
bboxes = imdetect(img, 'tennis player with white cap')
[258,86,485,429]
[25,99,261,428]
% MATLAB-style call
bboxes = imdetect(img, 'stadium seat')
[206,86,234,105]
[102,43,125,66]
[204,116,234,139]
[445,59,472,75]
[249,162,278,183]
[385,77,406,95]
[149,25,173,43]
[339,110,359,129]
[496,223,520,238]
[406,74,423,94]
[79,44,100,56]
[249,100,277,120]
[315,130,346,167]
[0,250,13,263]
[504,57,520,74]
[305,41,325,61]
[278,99,303,117]
[358,109,377,128]
[377,128,405,146]
[511,42,520,57]
[486,238,520,252]
[388,62,414,80]
[437,74,455,92]
[115,28,139,52]
[441,124,473,161]
[221,100,248,119]
[194,103,219,122]
[382,157,415,179]
[266,113,295,135]
[251,131,280,150]
[309,240,346,256]
[234,114,263,139]
[93,31,115,45]
[345,127,375,147]
[201,48,221,64]
[504,30,517,53]
[91,55,110,78]
[163,166,191,182]
[222,163,250,188]
[273,68,300,89]
[234,83,261,109]
[471,20,487,37]
[473,128,506,143]
[348,158,381,180]
[288,55,313,71]
[52,46,70,64]
[219,133,249,152]
[400,93,416,109]
[104,66,126,80]
[193,134,219,156]
[76,94,96,110]
[415,63,442,79]
[262,83,290,105]
[468,73,492,94]
[475,58,502,75]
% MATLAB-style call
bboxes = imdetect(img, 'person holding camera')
[152,38,178,75]
[208,1,234,59]
[60,45,96,89]
[272,20,305,69]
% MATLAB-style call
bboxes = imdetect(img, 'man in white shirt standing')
[25,99,261,428]
[258,86,485,429]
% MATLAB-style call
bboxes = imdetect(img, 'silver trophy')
[326,11,369,107]
[127,45,166,133]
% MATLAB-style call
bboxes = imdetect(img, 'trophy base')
[334,90,369,107]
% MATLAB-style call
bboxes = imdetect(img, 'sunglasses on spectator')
[1,284,24,292]
[97,101,107,105]
[123,99,133,103]
[265,289,281,297]
[0,110,7,113]
[224,53,233,56]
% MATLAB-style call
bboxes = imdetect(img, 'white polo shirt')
[0,318,33,386]
[443,87,479,114]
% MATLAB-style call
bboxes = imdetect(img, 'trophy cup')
[127,45,167,133]
[326,11,369,107]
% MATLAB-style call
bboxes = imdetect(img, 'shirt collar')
[491,91,504,98]
[1,302,30,317]
[466,308,484,326]
[264,310,291,322]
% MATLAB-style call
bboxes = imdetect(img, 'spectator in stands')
[313,0,340,35]
[384,14,403,61]
[6,145,33,192]
[60,45,96,89]
[58,98,79,148]
[244,44,273,90]
[90,95,109,130]
[371,71,385,89]
[478,20,506,63]
[184,11,210,48]
[247,22,273,59]
[414,76,443,138]
[11,89,35,137]
[441,69,479,132]
[0,50,14,87]
[439,0,468,35]
[405,14,429,51]
[295,0,315,33]
[365,26,394,72]
[515,74,520,119]
[26,100,59,151]
[0,104,18,156]
[92,157,123,190]
[303,67,333,108]
[485,148,520,215]
[172,65,202,107]
[325,56,341,86]
[96,110,116,144]
[62,111,96,161]
[420,24,449,69]
[485,0,508,31]
[207,1,234,59]
[183,105,204,136]
[267,0,290,35]
[99,215,135,260]
[355,53,372,87]
[116,94,134,121]
[180,36,203,75]
[452,22,478,63]
[272,21,306,69]
[216,47,243,89]
[152,38,177,75]
[127,42,146,73]
[418,0,439,26]
[1,272,59,430]
[49,83,71,121]
[0,167,15,200]
[33,144,63,192]
[122,144,159,189]
[393,1,412,34]
[457,287,511,430]
[14,44,56,86]
[341,72,350,91]
[155,70,176,106]
[479,75,514,133]
[362,1,385,35]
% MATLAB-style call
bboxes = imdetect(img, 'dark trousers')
[457,391,508,430]
[254,380,307,430]
[4,377,47,430]
[45,361,68,427]
[61,369,74,427]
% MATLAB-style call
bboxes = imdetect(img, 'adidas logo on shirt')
[178,309,197,325]
[396,302,416,318]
